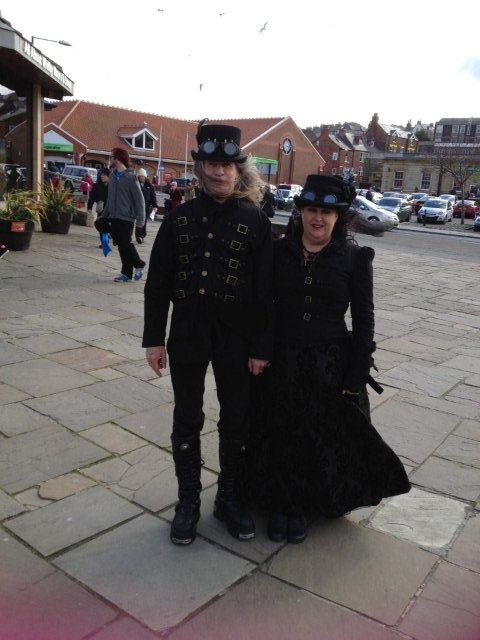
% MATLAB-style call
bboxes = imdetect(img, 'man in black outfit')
[143,123,273,545]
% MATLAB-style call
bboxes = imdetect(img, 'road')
[272,212,480,263]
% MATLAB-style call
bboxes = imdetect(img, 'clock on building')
[282,138,292,155]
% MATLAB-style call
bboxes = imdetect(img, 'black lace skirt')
[241,341,410,517]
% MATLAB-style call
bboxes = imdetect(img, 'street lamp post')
[31,37,72,47]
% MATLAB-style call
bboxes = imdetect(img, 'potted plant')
[40,183,75,234]
[0,191,40,251]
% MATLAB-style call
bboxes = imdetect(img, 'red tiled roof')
[44,101,288,160]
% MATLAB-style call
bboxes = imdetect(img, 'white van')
[277,183,302,194]
[61,165,98,191]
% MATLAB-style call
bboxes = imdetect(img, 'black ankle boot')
[214,437,255,540]
[170,435,202,545]
[267,513,289,542]
[288,513,307,544]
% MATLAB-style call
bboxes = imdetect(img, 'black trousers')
[135,217,147,241]
[168,326,251,441]
[109,219,145,279]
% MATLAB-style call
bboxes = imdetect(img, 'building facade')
[313,125,369,179]
[5,100,325,185]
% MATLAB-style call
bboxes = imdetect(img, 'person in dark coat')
[260,184,275,218]
[143,122,273,546]
[136,168,157,244]
[88,168,110,248]
[169,181,183,211]
[241,174,410,544]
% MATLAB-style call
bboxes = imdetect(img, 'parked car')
[351,196,399,228]
[61,165,98,192]
[438,194,456,205]
[382,191,405,199]
[452,200,479,219]
[277,183,302,195]
[275,188,295,209]
[377,197,412,222]
[473,214,480,232]
[356,188,384,204]
[417,199,453,224]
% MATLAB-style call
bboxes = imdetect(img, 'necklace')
[302,243,323,266]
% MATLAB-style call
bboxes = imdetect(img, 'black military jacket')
[143,193,273,360]
[274,235,375,390]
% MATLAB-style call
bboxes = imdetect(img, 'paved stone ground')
[1,223,479,640]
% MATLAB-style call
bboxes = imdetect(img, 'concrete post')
[25,83,44,193]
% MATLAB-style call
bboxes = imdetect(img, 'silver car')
[417,198,453,224]
[352,196,399,228]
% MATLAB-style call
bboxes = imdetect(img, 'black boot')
[288,512,307,544]
[214,437,255,540]
[170,435,202,545]
[267,513,288,542]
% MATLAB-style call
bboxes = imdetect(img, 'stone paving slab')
[168,572,403,640]
[54,305,122,325]
[81,423,147,454]
[0,488,25,520]
[0,358,97,397]
[90,335,145,361]
[399,561,480,640]
[441,354,480,375]
[0,402,59,437]
[89,366,126,380]
[14,487,53,510]
[410,456,480,502]
[25,389,127,431]
[84,376,172,413]
[0,339,38,366]
[38,473,97,500]
[267,518,437,625]
[435,434,480,468]
[5,485,142,556]
[89,617,158,640]
[0,382,30,405]
[446,513,480,573]
[58,323,125,343]
[81,445,217,512]
[12,332,82,355]
[161,485,282,564]
[397,390,479,420]
[454,419,480,441]
[105,317,144,337]
[54,514,255,633]
[369,487,467,553]
[48,345,126,371]
[372,399,459,465]
[112,404,175,447]
[0,424,109,493]
[377,362,460,397]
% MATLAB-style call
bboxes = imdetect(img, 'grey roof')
[342,132,369,152]
[436,117,480,125]
[378,123,416,139]
[328,133,350,151]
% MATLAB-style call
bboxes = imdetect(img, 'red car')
[453,200,480,218]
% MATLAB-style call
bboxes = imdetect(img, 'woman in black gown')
[242,174,410,544]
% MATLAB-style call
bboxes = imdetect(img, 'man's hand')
[146,346,167,375]
[248,358,269,376]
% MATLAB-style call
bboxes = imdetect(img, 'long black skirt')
[241,341,410,517]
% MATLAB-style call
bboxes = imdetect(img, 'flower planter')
[0,219,35,251]
[41,211,73,234]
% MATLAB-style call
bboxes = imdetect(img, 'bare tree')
[432,148,480,224]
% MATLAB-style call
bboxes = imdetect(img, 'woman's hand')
[146,346,167,375]
[248,358,270,376]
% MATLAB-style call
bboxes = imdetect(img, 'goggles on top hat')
[199,139,241,158]
[300,191,340,205]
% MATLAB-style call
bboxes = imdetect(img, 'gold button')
[201,270,208,276]
[202,216,208,223]
[199,288,205,295]
[207,232,214,239]
[204,251,210,257]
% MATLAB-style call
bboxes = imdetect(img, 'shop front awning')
[251,156,278,167]
[0,16,73,98]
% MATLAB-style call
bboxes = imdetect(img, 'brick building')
[365,113,418,153]
[4,100,324,184]
[312,125,369,180]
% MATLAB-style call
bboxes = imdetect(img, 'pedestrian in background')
[136,168,157,244]
[80,172,93,196]
[144,122,273,546]
[100,148,145,282]
[169,180,183,211]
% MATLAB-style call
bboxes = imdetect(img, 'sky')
[3,0,480,129]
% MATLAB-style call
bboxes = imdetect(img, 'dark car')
[453,200,480,219]
[410,193,430,214]
[474,214,480,232]
[377,197,412,222]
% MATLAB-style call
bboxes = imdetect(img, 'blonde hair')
[194,157,265,206]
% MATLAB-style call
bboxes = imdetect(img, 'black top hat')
[293,174,356,212]
[191,123,247,163]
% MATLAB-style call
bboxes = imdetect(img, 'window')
[421,170,431,191]
[393,171,404,189]
[360,152,366,162]
[358,167,363,177]
[123,131,156,151]
[332,167,337,175]
[332,151,338,161]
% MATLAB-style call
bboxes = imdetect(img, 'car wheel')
[367,216,379,222]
